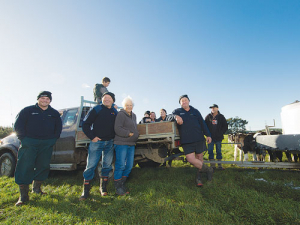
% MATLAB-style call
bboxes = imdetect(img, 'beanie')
[102,92,115,102]
[37,91,52,101]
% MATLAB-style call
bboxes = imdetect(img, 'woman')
[156,109,167,122]
[114,96,139,195]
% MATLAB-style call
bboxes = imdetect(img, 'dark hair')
[102,77,111,83]
[160,109,167,114]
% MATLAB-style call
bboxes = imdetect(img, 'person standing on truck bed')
[80,92,118,200]
[14,91,62,206]
[205,104,228,170]
[172,95,213,187]
[93,77,110,104]
[114,96,139,195]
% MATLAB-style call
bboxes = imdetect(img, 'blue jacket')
[82,104,118,141]
[172,106,211,144]
[14,103,62,140]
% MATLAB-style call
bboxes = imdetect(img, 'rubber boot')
[114,179,126,196]
[32,180,46,194]
[15,184,29,206]
[100,177,109,196]
[201,163,213,181]
[209,159,216,169]
[79,180,91,201]
[217,159,225,170]
[195,169,203,187]
[121,176,129,194]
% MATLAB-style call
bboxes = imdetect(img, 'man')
[173,95,213,187]
[80,92,118,200]
[205,104,228,170]
[94,77,111,104]
[14,91,62,206]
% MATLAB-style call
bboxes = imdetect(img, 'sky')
[0,0,299,131]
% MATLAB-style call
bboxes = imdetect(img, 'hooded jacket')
[205,111,228,141]
[114,109,139,146]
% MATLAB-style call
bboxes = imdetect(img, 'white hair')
[122,96,134,108]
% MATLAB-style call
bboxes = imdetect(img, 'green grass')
[0,137,299,224]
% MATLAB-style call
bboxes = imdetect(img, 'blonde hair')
[122,96,134,108]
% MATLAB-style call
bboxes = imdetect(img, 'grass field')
[0,138,299,224]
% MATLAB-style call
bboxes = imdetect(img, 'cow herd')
[228,133,300,163]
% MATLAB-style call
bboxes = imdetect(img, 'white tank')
[281,100,300,134]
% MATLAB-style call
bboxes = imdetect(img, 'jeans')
[208,141,222,160]
[114,145,135,180]
[83,139,114,180]
[15,137,57,185]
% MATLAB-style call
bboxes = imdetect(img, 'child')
[93,77,110,104]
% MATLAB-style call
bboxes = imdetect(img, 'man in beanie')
[205,104,228,170]
[80,92,118,200]
[14,91,62,206]
[172,95,213,187]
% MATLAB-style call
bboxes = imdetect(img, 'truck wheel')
[138,160,161,168]
[0,152,16,177]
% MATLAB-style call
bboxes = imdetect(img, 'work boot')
[79,180,91,201]
[121,176,130,194]
[100,176,109,196]
[15,184,29,206]
[32,180,46,194]
[195,170,203,187]
[217,159,225,170]
[114,179,126,196]
[201,163,213,181]
[209,159,216,169]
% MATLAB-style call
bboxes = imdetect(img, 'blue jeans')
[208,141,222,160]
[83,139,114,180]
[114,145,135,180]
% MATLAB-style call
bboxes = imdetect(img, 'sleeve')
[221,115,228,134]
[14,108,28,140]
[197,110,211,137]
[94,84,101,98]
[82,108,98,140]
[114,113,130,138]
[165,114,176,121]
[54,112,62,139]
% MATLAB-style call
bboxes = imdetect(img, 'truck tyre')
[0,152,16,177]
[138,160,161,168]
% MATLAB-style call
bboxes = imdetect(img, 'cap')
[209,104,219,108]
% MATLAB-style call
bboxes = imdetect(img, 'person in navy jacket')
[79,92,118,200]
[172,95,213,187]
[14,91,62,206]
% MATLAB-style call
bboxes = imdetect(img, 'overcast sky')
[0,0,299,131]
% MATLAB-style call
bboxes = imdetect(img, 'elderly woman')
[114,96,139,195]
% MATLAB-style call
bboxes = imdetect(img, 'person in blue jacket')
[14,91,62,206]
[79,92,118,200]
[173,95,213,187]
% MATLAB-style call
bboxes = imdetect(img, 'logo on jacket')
[31,112,39,115]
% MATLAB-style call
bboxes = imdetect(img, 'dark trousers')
[15,137,56,185]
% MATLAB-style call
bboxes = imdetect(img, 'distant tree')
[0,126,13,139]
[226,117,248,134]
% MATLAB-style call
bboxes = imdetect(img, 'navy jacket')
[82,104,118,141]
[14,103,62,140]
[172,106,211,145]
